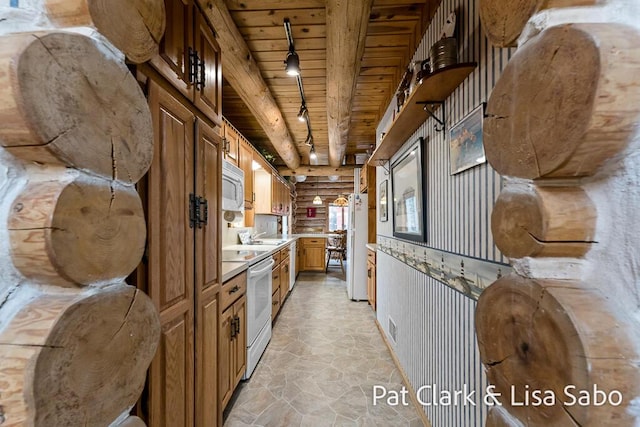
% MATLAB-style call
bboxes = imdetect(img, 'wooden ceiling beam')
[326,0,374,167]
[197,0,300,169]
[278,165,356,177]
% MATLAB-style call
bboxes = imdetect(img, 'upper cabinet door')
[151,0,193,98]
[194,8,222,126]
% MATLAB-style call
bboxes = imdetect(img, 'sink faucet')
[249,232,266,244]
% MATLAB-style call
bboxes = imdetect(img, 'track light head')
[284,50,300,76]
[297,104,307,122]
[309,143,317,161]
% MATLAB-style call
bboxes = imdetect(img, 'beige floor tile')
[223,272,423,426]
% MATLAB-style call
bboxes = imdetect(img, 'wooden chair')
[325,231,346,273]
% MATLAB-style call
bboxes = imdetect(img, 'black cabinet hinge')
[189,193,208,229]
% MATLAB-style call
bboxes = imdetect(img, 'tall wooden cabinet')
[151,0,222,125]
[145,80,222,426]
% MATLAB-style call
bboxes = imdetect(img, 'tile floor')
[223,270,423,427]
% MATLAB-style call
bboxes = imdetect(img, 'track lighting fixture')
[283,19,300,76]
[284,18,316,161]
[285,50,300,76]
[309,143,317,161]
[297,104,307,122]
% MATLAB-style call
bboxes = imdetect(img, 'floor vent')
[388,316,397,344]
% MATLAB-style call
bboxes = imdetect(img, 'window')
[327,204,348,231]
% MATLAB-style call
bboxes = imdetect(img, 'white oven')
[243,256,274,379]
[222,160,244,212]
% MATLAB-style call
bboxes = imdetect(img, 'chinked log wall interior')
[374,0,640,425]
[293,175,354,233]
[0,0,165,425]
[132,0,224,425]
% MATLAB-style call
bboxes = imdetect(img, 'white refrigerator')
[347,193,368,300]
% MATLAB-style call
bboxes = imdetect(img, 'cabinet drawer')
[221,271,246,312]
[302,238,325,247]
[272,267,281,294]
[271,288,281,321]
[280,245,290,259]
[272,250,281,266]
[367,249,376,264]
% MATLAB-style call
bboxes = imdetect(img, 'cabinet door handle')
[368,268,371,278]
[198,58,206,90]
[188,47,198,85]
[229,285,240,294]
[272,301,279,306]
[230,318,237,338]
[234,315,240,335]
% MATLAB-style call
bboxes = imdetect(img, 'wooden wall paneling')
[147,80,196,427]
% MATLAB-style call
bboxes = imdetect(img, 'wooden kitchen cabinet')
[271,288,281,322]
[280,254,290,303]
[300,238,326,271]
[151,0,221,125]
[367,249,376,311]
[222,119,239,165]
[239,139,254,209]
[295,243,301,277]
[219,294,246,409]
[145,80,222,427]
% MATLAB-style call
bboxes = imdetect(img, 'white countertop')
[366,243,377,251]
[222,237,297,282]
[222,261,249,282]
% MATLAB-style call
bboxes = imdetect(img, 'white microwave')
[222,160,244,212]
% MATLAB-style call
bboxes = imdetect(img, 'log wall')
[374,0,513,423]
[374,0,640,426]
[0,2,162,426]
[293,175,354,233]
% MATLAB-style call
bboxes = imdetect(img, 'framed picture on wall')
[379,179,388,222]
[449,104,486,174]
[391,137,426,242]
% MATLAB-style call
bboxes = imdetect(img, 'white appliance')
[222,159,244,212]
[346,193,368,300]
[289,241,296,291]
[243,256,274,379]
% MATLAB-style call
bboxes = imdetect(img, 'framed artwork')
[379,179,388,222]
[391,137,426,242]
[449,104,486,174]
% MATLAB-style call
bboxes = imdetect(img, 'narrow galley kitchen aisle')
[223,271,423,426]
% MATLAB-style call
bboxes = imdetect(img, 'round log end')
[484,24,640,179]
[0,31,153,183]
[88,0,166,63]
[45,0,166,63]
[492,185,596,258]
[9,176,146,286]
[479,0,542,47]
[476,275,639,426]
[32,286,159,425]
[491,185,544,258]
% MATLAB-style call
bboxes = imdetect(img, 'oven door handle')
[248,258,275,277]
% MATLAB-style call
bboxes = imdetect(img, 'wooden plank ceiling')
[221,0,439,169]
